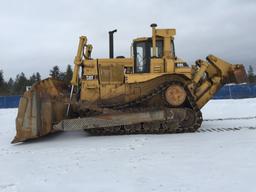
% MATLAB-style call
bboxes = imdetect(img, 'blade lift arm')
[67,36,93,116]
[71,36,87,86]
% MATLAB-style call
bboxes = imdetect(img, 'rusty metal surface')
[231,64,248,84]
[165,84,187,107]
[12,78,68,143]
[54,108,192,131]
[54,110,165,131]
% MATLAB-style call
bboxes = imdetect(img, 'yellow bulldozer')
[12,24,247,143]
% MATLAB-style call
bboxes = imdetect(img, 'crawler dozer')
[12,24,247,143]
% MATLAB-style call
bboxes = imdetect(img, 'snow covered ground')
[0,98,256,192]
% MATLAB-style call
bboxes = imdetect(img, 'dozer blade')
[12,78,68,143]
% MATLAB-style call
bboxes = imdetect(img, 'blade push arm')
[190,55,247,108]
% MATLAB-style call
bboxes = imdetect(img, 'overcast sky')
[1,0,256,80]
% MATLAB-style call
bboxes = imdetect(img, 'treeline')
[0,65,73,96]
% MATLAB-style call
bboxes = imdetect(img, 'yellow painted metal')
[193,55,247,108]
[196,77,221,108]
[83,59,98,75]
[13,24,248,143]
[165,59,175,73]
[150,58,164,73]
[163,36,171,58]
[195,80,212,98]
[193,60,209,84]
[97,58,133,67]
[125,73,167,83]
[80,59,99,101]
[155,29,176,37]
[100,84,125,101]
[133,37,148,42]
[174,67,192,77]
[155,28,176,59]
[72,26,247,111]
[99,63,124,84]
[71,36,87,86]
[81,79,100,102]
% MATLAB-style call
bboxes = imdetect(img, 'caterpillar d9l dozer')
[12,24,247,143]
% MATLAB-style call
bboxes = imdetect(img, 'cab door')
[133,41,150,73]
[133,39,164,73]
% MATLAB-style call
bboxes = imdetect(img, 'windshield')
[135,42,147,73]
[134,39,172,73]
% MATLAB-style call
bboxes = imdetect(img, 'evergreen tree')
[28,72,41,86]
[59,72,66,81]
[248,65,255,84]
[0,71,42,95]
[0,70,8,95]
[7,78,14,95]
[0,70,4,86]
[29,73,37,85]
[13,72,28,95]
[49,65,60,79]
[49,65,73,84]
[65,64,73,85]
[7,78,14,87]
[35,72,41,81]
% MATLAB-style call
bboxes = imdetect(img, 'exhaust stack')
[109,29,117,58]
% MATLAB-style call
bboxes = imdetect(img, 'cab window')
[133,39,165,73]
[150,40,163,58]
[134,41,150,73]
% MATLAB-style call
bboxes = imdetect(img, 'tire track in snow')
[204,116,256,121]
[198,126,256,133]
[199,116,256,133]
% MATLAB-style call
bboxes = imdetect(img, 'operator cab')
[133,37,176,73]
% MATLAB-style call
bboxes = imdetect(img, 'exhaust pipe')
[109,29,117,58]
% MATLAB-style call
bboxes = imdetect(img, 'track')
[84,113,256,135]
[85,79,203,135]
[81,78,256,136]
